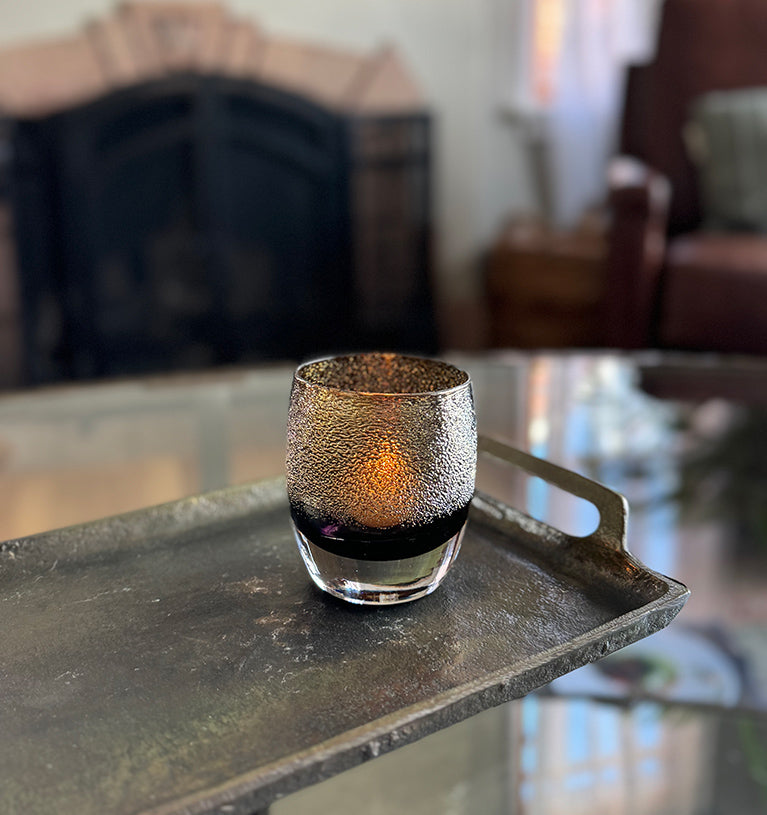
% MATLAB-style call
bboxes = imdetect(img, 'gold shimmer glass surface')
[286,353,477,605]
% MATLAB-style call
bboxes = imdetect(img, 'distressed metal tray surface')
[0,438,688,815]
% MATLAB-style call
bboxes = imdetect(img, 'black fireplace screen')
[10,74,436,384]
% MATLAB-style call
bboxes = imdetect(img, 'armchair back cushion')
[620,0,767,235]
[686,87,767,233]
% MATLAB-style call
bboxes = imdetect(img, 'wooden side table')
[485,217,608,349]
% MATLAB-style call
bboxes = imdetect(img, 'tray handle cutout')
[478,436,628,553]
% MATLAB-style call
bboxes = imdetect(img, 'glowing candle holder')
[286,353,477,605]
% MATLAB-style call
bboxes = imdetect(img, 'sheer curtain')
[523,0,660,227]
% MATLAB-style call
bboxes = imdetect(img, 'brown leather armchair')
[604,0,767,354]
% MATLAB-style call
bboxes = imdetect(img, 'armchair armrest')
[603,156,671,348]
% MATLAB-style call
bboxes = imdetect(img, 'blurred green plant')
[674,408,767,556]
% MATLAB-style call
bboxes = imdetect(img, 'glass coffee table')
[0,352,764,814]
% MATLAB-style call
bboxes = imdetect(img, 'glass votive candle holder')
[285,352,477,605]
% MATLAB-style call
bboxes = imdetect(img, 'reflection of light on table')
[0,368,293,540]
[549,626,743,708]
[0,457,200,540]
[509,695,716,815]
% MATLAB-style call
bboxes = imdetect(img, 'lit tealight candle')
[348,440,418,529]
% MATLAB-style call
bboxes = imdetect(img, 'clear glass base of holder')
[292,524,465,606]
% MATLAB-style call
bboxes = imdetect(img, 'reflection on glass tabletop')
[0,352,765,814]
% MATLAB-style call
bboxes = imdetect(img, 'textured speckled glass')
[286,353,477,605]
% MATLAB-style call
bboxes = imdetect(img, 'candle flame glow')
[350,440,417,529]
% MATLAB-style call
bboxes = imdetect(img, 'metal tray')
[0,438,688,815]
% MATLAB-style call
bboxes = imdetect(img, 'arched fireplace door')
[10,73,436,383]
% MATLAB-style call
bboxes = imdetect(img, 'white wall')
[0,0,536,303]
